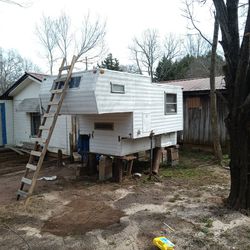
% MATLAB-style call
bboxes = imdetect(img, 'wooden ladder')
[17,55,77,201]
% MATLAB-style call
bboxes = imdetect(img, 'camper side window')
[110,82,125,94]
[55,76,81,89]
[165,93,177,114]
[30,113,41,137]
[94,122,114,130]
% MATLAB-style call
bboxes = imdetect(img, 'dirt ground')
[0,149,250,250]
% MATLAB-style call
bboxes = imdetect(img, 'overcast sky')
[0,0,214,73]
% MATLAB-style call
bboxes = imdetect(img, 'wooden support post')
[71,115,77,152]
[167,146,179,166]
[69,133,74,162]
[57,149,62,168]
[113,158,123,183]
[127,160,134,176]
[152,147,162,174]
[88,153,97,176]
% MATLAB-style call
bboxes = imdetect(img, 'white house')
[40,69,183,156]
[0,72,72,154]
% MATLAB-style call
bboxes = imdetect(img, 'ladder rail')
[27,55,77,196]
[17,56,77,200]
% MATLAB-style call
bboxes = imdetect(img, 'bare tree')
[163,33,183,61]
[184,34,210,57]
[35,15,58,74]
[211,0,250,210]
[54,13,73,64]
[0,48,39,94]
[129,29,161,81]
[128,45,143,74]
[35,12,106,73]
[183,0,223,165]
[75,13,106,62]
[0,0,31,7]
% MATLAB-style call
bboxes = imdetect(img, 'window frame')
[94,122,114,131]
[30,112,41,137]
[165,92,177,115]
[55,76,81,89]
[110,82,125,94]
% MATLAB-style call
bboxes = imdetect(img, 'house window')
[30,113,41,137]
[56,76,81,89]
[94,122,114,130]
[110,82,125,94]
[165,93,177,114]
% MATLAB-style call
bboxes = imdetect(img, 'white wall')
[78,113,133,155]
[12,78,71,154]
[13,80,40,146]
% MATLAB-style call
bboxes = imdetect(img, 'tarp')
[16,98,40,112]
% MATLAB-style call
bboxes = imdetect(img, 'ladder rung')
[48,101,59,106]
[43,113,56,118]
[26,163,37,171]
[30,137,46,144]
[30,150,42,157]
[50,89,63,94]
[17,190,28,197]
[39,125,50,131]
[35,137,47,144]
[21,177,32,185]
[60,65,71,71]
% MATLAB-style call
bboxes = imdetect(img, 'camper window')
[94,122,114,130]
[69,76,81,88]
[30,112,41,137]
[110,82,125,93]
[56,76,81,89]
[165,93,177,114]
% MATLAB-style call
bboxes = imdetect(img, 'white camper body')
[40,69,183,156]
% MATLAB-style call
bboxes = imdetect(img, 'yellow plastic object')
[153,237,175,250]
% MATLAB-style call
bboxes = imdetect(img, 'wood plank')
[30,150,42,157]
[50,89,63,94]
[48,100,59,106]
[39,125,50,130]
[21,177,32,185]
[17,190,28,197]
[26,163,37,171]
[4,146,24,155]
[60,65,70,71]
[43,113,56,118]
[25,56,77,202]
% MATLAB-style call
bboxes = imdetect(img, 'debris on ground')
[0,149,249,249]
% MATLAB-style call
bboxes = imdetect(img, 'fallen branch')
[1,223,31,250]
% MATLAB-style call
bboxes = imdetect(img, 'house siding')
[12,80,71,154]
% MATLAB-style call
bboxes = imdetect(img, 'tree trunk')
[227,116,250,210]
[212,0,250,210]
[210,15,223,164]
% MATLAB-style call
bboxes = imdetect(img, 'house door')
[0,103,7,146]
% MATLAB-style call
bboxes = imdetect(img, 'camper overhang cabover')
[40,69,183,156]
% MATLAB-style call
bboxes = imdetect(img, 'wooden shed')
[161,76,228,147]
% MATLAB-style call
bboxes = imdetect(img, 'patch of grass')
[200,217,213,228]
[160,165,209,180]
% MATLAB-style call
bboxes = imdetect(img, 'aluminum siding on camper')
[40,72,99,114]
[78,113,133,156]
